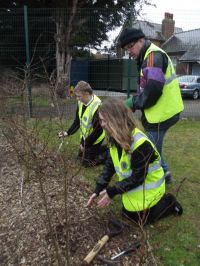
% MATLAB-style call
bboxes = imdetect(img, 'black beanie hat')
[118,28,145,48]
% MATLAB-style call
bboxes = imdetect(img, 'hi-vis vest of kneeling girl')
[110,128,165,212]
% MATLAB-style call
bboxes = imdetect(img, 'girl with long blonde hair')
[98,98,143,151]
[87,98,182,225]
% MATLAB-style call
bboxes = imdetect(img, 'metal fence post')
[127,56,131,98]
[24,5,32,117]
[127,6,134,99]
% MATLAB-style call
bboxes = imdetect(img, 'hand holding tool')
[58,131,68,138]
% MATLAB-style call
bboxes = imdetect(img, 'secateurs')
[97,240,141,265]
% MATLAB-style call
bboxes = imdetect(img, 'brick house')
[116,12,183,58]
[162,29,200,75]
[117,12,200,75]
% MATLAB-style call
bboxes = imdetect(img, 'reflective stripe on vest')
[127,174,165,194]
[115,161,161,179]
[165,62,177,85]
[165,73,176,84]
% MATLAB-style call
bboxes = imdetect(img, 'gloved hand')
[58,131,68,138]
[124,96,134,109]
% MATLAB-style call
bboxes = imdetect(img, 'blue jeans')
[146,129,169,173]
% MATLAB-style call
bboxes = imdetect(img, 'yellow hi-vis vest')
[141,43,184,123]
[110,128,165,212]
[78,95,105,144]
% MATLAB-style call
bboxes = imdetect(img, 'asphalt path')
[94,91,200,119]
[181,99,200,119]
[3,93,200,119]
[29,98,200,119]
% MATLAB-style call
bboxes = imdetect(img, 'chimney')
[162,12,175,40]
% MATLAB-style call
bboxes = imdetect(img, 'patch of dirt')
[0,124,154,266]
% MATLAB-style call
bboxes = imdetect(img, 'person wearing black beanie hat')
[119,27,184,185]
[118,28,146,60]
[118,28,145,49]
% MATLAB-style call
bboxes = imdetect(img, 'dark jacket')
[94,140,158,198]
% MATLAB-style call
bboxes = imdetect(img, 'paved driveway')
[94,91,200,120]
[181,99,200,119]
[3,92,200,119]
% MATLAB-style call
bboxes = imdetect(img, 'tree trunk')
[55,1,78,98]
[55,17,71,98]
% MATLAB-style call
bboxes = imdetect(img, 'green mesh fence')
[0,7,199,119]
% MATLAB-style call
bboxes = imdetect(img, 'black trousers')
[122,193,181,225]
[78,144,108,167]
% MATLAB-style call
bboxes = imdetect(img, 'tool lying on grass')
[97,240,141,265]
[83,218,124,264]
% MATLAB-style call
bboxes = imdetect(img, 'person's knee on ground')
[121,207,150,226]
[77,149,95,167]
[148,193,183,223]
[121,193,183,225]
[82,145,108,167]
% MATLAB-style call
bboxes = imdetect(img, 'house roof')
[116,20,182,44]
[132,20,182,41]
[162,28,200,61]
[132,21,165,41]
[179,45,200,62]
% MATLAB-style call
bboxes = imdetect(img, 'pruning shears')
[97,240,141,265]
[57,139,68,153]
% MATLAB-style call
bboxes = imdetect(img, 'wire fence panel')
[0,7,199,120]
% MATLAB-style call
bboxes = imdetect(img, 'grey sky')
[140,0,200,30]
[96,0,200,51]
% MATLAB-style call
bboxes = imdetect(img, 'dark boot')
[164,171,172,184]
[173,201,183,215]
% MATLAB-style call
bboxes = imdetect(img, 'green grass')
[5,95,59,108]
[4,95,51,110]
[28,118,80,154]
[31,118,200,265]
[149,120,200,266]
[5,95,23,105]
[32,96,51,106]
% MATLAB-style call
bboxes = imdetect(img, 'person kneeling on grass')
[87,98,182,225]
[58,80,107,167]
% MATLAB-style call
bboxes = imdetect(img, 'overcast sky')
[98,0,200,51]
[140,0,200,30]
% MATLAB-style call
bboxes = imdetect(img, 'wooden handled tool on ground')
[83,218,123,264]
[83,234,109,264]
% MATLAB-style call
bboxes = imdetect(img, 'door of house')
[192,63,200,75]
